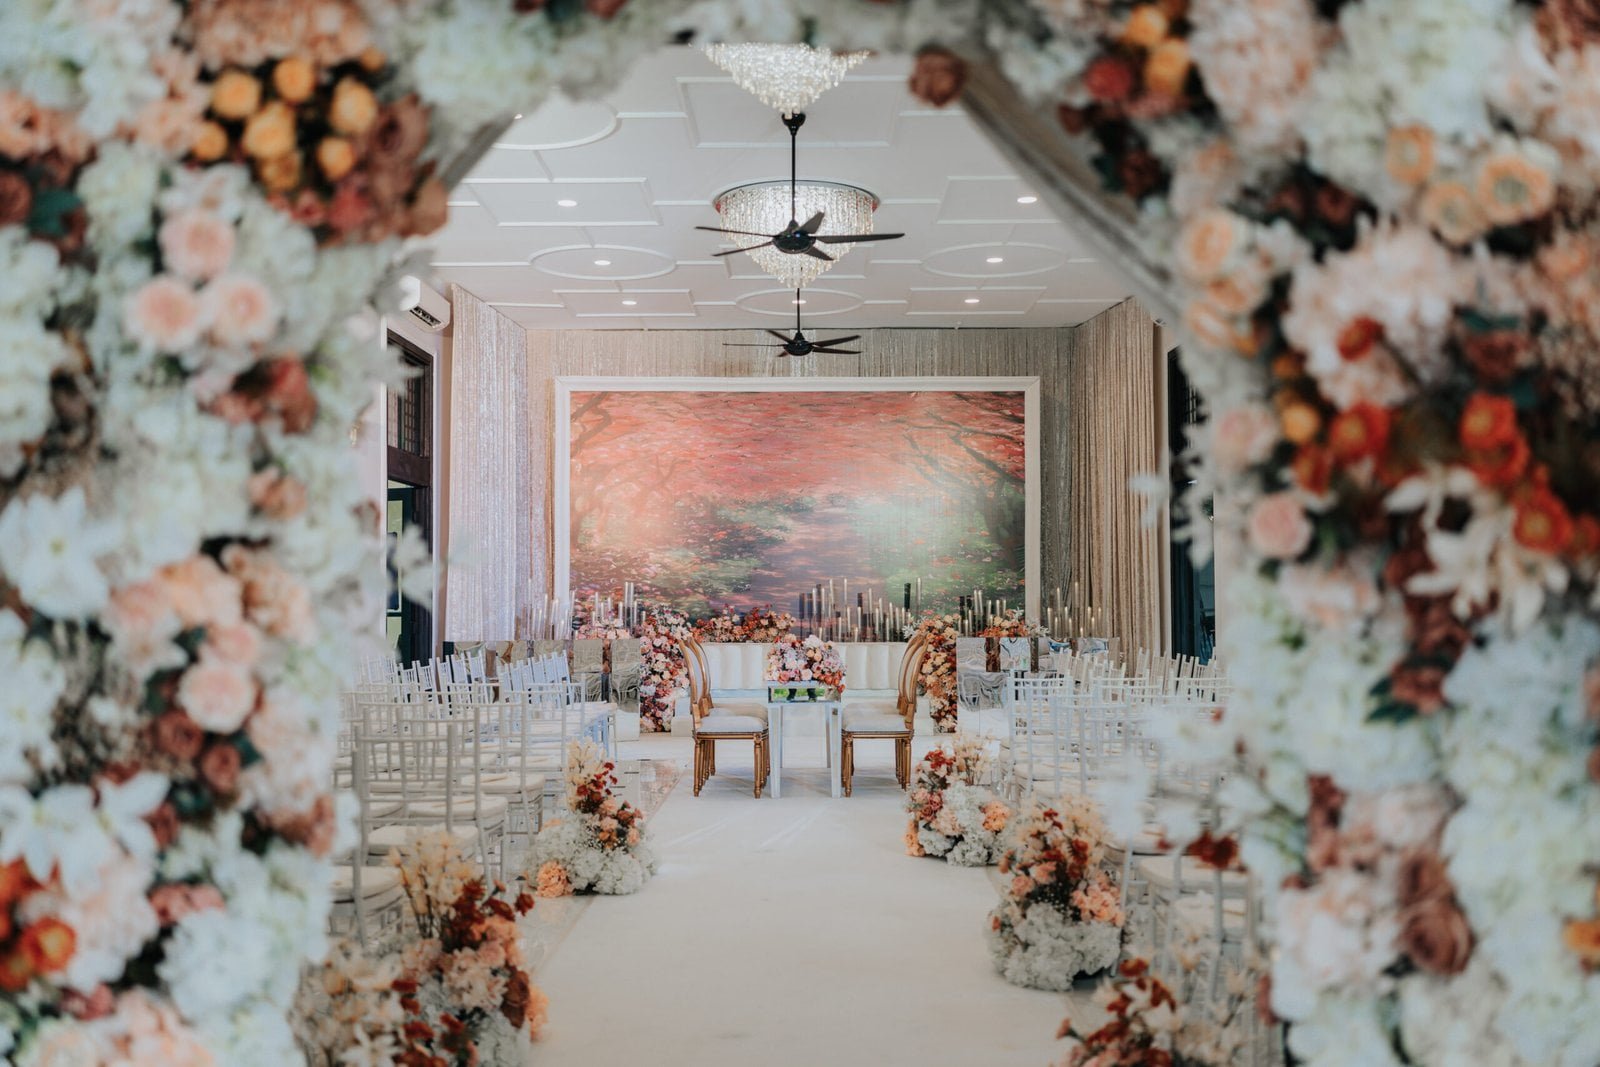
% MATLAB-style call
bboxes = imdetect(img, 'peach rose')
[159,555,242,629]
[190,120,229,162]
[152,710,205,762]
[259,356,318,434]
[271,57,316,104]
[1421,181,1486,245]
[315,136,355,182]
[158,210,235,282]
[177,654,256,733]
[1475,147,1555,226]
[124,276,205,352]
[1144,38,1192,97]
[204,621,260,669]
[1399,895,1473,976]
[1247,492,1313,559]
[1212,404,1279,472]
[1010,874,1033,898]
[909,48,967,108]
[256,150,302,193]
[203,273,278,347]
[1122,5,1169,47]
[1175,209,1246,284]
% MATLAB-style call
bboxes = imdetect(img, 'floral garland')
[638,604,692,733]
[908,613,961,733]
[988,796,1125,991]
[530,740,656,897]
[764,633,846,691]
[692,605,796,644]
[905,736,1011,866]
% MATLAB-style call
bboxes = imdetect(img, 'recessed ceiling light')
[557,199,578,208]
[965,297,981,304]
[514,113,523,120]
[986,256,1005,264]
[621,299,638,306]
[593,259,612,266]
[1017,195,1038,204]
[793,299,807,305]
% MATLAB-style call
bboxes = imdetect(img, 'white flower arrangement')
[529,740,656,897]
[905,737,1010,867]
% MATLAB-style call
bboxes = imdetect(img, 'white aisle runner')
[528,736,1074,1066]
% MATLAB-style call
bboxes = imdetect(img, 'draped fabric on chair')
[445,286,537,642]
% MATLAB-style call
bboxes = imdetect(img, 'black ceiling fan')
[723,291,861,357]
[698,112,904,263]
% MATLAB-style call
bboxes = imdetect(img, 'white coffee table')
[764,684,843,799]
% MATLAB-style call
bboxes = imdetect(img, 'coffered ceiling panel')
[428,47,1133,330]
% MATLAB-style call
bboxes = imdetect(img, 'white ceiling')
[428,47,1134,331]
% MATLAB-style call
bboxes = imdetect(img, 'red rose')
[909,48,968,108]
[1083,55,1138,104]
[585,0,628,17]
[153,710,205,762]
[199,741,242,795]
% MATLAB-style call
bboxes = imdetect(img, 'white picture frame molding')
[553,375,1042,619]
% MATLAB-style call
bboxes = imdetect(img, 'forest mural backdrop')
[566,389,1028,617]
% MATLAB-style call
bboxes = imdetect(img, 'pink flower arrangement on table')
[764,633,846,692]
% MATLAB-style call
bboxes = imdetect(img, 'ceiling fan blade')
[713,242,772,257]
[696,225,780,239]
[814,233,906,244]
[722,343,782,348]
[813,348,861,355]
[815,335,861,347]
[765,329,795,343]
[802,246,835,262]
[799,212,825,234]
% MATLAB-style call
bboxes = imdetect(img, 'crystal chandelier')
[703,43,871,116]
[713,181,879,289]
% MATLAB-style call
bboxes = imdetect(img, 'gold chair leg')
[753,736,765,798]
[842,735,852,797]
[693,738,704,796]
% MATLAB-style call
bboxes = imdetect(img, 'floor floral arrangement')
[908,613,962,732]
[988,796,1125,992]
[638,604,693,733]
[531,740,656,897]
[905,736,1011,867]
[764,633,846,692]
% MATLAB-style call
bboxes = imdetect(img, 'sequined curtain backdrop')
[446,285,535,642]
[502,298,1162,652]
[1064,300,1164,657]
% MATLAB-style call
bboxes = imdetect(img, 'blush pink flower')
[157,209,235,282]
[203,273,278,347]
[1212,403,1280,472]
[124,276,205,352]
[1247,492,1314,560]
[177,653,257,733]
[203,621,260,670]
[158,555,242,630]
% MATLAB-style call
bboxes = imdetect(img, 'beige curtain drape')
[445,285,535,642]
[1064,298,1164,656]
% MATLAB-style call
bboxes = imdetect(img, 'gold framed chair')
[683,637,770,797]
[840,633,927,797]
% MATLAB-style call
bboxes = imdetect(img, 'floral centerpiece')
[692,608,747,644]
[638,604,692,733]
[908,614,961,732]
[764,633,846,695]
[988,796,1125,991]
[905,736,1011,866]
[385,831,546,1064]
[530,740,656,897]
[694,605,797,643]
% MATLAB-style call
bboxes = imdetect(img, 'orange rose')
[1122,5,1170,47]
[1459,393,1518,450]
[316,136,356,181]
[190,120,229,163]
[1513,489,1575,555]
[0,951,31,992]
[1144,39,1191,97]
[210,69,261,120]
[1564,917,1600,966]
[1291,445,1333,496]
[1328,402,1392,463]
[1466,434,1530,489]
[328,77,378,136]
[19,917,75,974]
[1279,400,1321,445]
[272,57,316,105]
[242,101,296,160]
[257,150,302,193]
[359,46,386,73]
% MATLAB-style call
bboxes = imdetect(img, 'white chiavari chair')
[331,738,407,948]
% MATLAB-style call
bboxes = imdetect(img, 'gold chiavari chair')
[839,632,926,797]
[683,637,770,798]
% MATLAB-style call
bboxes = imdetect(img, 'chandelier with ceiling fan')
[722,290,861,357]
[701,112,904,289]
[702,41,871,117]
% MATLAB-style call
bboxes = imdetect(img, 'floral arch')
[0,0,1595,1063]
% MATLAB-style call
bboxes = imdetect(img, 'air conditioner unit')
[399,275,450,332]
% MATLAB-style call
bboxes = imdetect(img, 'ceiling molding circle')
[532,245,676,281]
[497,99,619,151]
[735,287,863,317]
[922,242,1068,280]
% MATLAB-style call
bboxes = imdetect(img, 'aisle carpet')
[526,732,1087,1066]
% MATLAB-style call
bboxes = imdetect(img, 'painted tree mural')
[567,390,1027,616]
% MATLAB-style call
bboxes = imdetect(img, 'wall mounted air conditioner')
[399,275,450,332]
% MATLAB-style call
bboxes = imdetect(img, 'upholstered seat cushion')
[407,796,510,822]
[842,710,909,734]
[480,774,547,796]
[330,865,402,901]
[696,715,766,734]
[844,698,899,716]
[367,823,479,853]
[711,700,768,722]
